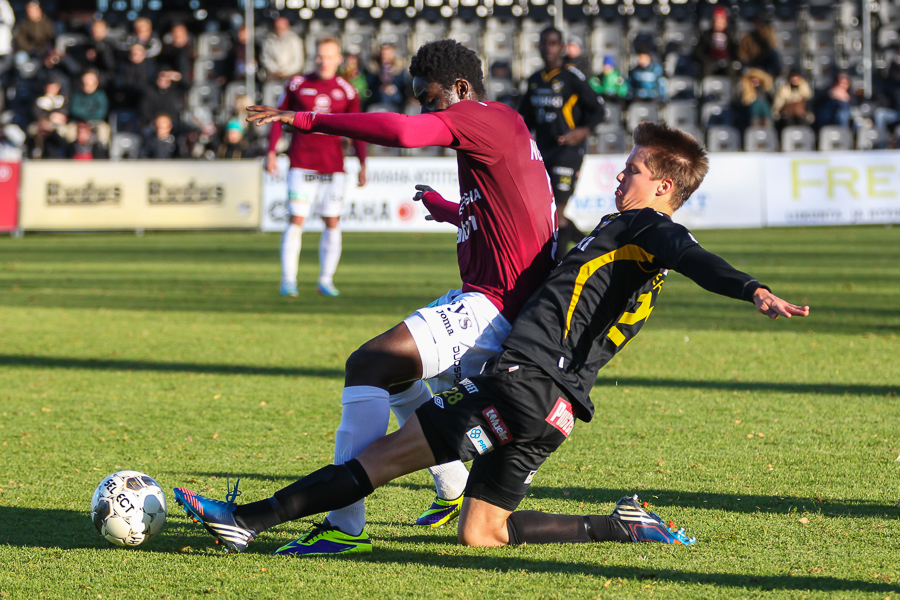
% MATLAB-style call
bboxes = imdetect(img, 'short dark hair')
[409,40,486,98]
[540,26,562,43]
[633,121,709,210]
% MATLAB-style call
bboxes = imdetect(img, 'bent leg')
[457,497,512,547]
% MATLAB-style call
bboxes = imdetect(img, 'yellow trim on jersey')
[564,245,656,338]
[562,94,578,129]
[607,292,655,347]
[541,68,561,82]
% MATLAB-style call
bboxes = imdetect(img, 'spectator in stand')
[214,118,252,159]
[815,72,855,129]
[565,36,591,74]
[628,51,666,101]
[114,43,158,112]
[141,112,183,159]
[13,0,55,60]
[222,24,251,84]
[158,22,193,84]
[738,67,773,128]
[340,53,372,107]
[0,0,14,87]
[260,16,303,82]
[694,5,739,78]
[738,17,782,80]
[772,68,813,130]
[367,43,408,112]
[591,55,628,103]
[124,16,162,59]
[139,70,185,130]
[69,68,108,123]
[875,45,900,133]
[33,75,68,126]
[66,120,107,160]
[76,19,117,86]
[25,116,66,159]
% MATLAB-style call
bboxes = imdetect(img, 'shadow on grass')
[3,507,898,595]
[0,354,344,380]
[3,353,896,399]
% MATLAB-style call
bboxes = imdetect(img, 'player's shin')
[505,511,631,544]
[233,459,375,534]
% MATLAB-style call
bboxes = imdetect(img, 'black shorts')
[415,350,576,511]
[543,149,585,209]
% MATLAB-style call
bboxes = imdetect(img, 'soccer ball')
[90,470,167,547]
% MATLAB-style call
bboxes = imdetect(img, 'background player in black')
[519,26,605,261]
[175,122,809,552]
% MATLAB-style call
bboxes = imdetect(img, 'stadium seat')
[591,127,627,154]
[110,133,142,160]
[667,76,698,100]
[599,103,624,130]
[198,32,232,61]
[108,109,139,135]
[55,33,86,55]
[743,126,778,152]
[627,101,659,131]
[193,59,216,83]
[679,125,704,143]
[484,17,517,63]
[664,100,698,128]
[590,24,624,75]
[818,125,853,151]
[856,125,890,150]
[701,76,733,103]
[781,125,816,152]
[412,19,446,52]
[188,83,222,113]
[700,101,734,128]
[262,82,286,108]
[223,82,249,116]
[706,125,742,152]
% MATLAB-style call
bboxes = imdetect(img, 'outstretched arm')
[676,246,810,318]
[414,184,461,226]
[247,105,455,148]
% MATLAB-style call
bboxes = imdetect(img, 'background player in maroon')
[270,36,367,298]
[247,40,557,556]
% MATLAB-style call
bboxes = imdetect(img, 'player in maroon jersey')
[247,40,558,556]
[270,36,367,298]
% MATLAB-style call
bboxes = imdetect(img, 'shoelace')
[225,477,242,505]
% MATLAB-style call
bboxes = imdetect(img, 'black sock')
[233,459,374,534]
[506,511,632,545]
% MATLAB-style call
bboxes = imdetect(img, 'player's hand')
[247,105,300,129]
[358,164,367,187]
[558,127,590,146]
[414,185,436,220]
[266,151,279,176]
[753,288,810,319]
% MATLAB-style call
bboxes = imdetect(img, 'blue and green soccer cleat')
[609,495,696,545]
[273,521,372,556]
[415,495,464,528]
[173,480,256,553]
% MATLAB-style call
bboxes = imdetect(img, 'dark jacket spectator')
[214,118,253,159]
[13,0,55,58]
[628,52,667,101]
[25,117,66,159]
[221,24,251,84]
[694,6,740,78]
[368,44,409,112]
[565,37,591,75]
[815,72,855,129]
[123,16,162,59]
[158,22,193,83]
[738,18,782,79]
[33,76,68,124]
[66,120,108,159]
[141,113,183,159]
[75,19,117,86]
[139,71,185,128]
[114,43,158,110]
[69,69,109,122]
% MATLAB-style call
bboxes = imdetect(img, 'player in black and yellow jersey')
[519,26,606,261]
[174,122,809,553]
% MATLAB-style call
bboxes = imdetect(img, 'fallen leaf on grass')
[799,518,810,524]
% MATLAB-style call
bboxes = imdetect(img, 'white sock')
[389,381,469,501]
[280,223,302,285]
[428,461,469,501]
[318,227,342,286]
[326,385,390,536]
[389,380,434,427]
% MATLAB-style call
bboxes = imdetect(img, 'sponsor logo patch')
[459,378,479,394]
[433,396,444,409]
[546,397,575,437]
[482,406,513,444]
[466,426,494,455]
[524,470,537,484]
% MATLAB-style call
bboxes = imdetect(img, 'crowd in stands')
[1,0,900,160]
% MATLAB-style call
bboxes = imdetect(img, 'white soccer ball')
[90,470,167,547]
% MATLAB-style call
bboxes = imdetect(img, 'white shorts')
[404,289,512,395]
[287,168,346,220]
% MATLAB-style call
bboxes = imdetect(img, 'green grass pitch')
[0,226,898,599]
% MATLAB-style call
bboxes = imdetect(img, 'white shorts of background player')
[287,168,346,220]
